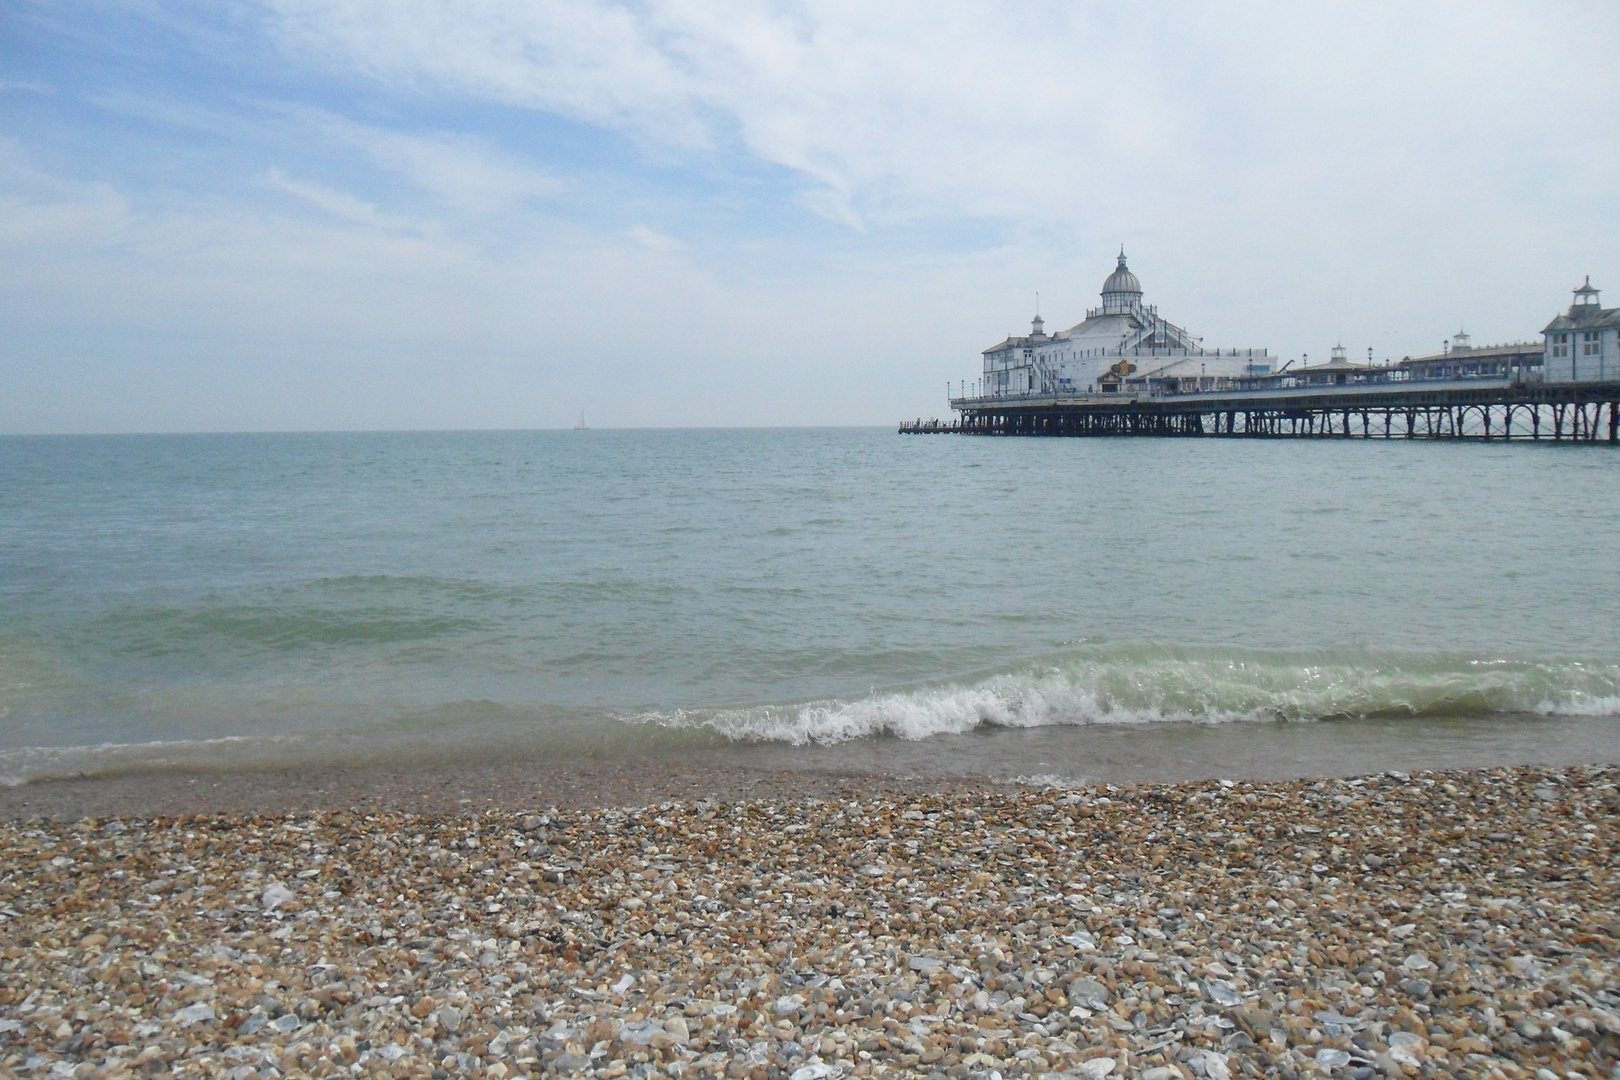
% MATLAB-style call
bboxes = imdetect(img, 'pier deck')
[901,379,1620,441]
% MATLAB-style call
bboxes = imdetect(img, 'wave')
[635,643,1620,745]
[4,644,1617,785]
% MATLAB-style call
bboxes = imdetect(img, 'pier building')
[980,251,1271,398]
[1294,344,1382,387]
[1544,278,1618,383]
[905,266,1620,442]
[1398,331,1544,384]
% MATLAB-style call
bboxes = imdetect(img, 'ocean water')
[2,428,1618,785]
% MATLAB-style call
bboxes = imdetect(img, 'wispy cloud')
[264,167,425,232]
[267,0,711,145]
[0,139,130,247]
[626,223,682,251]
[310,116,564,214]
[0,78,54,95]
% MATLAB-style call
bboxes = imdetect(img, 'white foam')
[1535,694,1620,717]
[634,647,1620,745]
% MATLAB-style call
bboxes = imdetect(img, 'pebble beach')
[2,763,1617,1080]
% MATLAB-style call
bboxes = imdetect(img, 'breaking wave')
[637,644,1620,745]
[5,644,1618,785]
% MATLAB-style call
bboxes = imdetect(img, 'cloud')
[266,0,710,144]
[626,223,682,251]
[0,140,130,248]
[265,167,426,231]
[0,133,1031,431]
[308,115,564,214]
[85,89,565,218]
[258,0,1620,235]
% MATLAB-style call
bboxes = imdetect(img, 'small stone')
[1066,978,1110,1009]
[260,882,294,911]
[173,1003,215,1027]
[1061,931,1097,950]
[1078,1059,1116,1079]
[1315,1047,1350,1070]
[789,1066,839,1080]
[433,1004,462,1033]
[619,1019,662,1045]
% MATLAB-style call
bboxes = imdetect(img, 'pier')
[913,256,1620,443]
[901,379,1620,441]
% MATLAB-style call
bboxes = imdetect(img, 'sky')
[2,1,1618,432]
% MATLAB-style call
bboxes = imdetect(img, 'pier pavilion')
[979,252,1271,398]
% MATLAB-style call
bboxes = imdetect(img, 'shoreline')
[6,710,1620,822]
[0,759,1008,824]
[1,763,1616,1079]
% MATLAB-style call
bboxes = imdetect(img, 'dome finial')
[1118,245,1127,267]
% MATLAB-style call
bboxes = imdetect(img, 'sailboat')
[574,408,588,431]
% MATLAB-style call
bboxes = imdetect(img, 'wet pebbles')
[2,764,1617,1079]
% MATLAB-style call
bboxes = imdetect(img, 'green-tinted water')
[2,429,1616,783]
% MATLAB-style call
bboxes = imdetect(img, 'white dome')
[1099,250,1142,314]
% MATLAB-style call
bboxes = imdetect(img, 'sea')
[2,428,1618,788]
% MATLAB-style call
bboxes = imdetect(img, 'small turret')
[1571,276,1601,320]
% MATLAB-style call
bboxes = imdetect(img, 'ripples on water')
[1,429,1617,782]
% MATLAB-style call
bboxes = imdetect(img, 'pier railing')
[900,379,1620,441]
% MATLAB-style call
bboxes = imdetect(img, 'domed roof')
[1102,248,1141,297]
